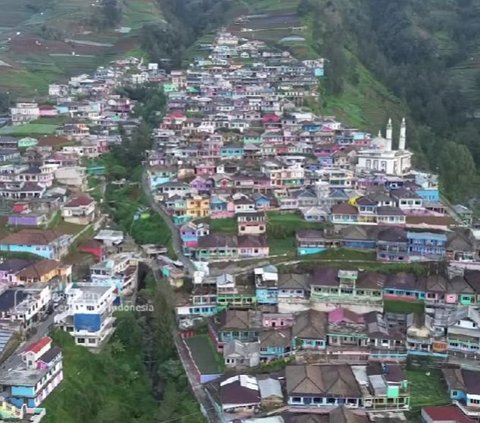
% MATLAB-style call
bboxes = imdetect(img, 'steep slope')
[299,0,480,201]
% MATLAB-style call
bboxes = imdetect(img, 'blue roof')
[0,328,14,355]
[407,232,447,241]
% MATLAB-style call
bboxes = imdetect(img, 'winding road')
[141,172,196,275]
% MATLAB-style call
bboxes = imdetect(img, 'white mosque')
[356,118,413,176]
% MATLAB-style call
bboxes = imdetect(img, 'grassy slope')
[300,1,408,133]
[44,318,157,423]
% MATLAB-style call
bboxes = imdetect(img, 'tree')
[438,141,477,202]
[102,0,122,27]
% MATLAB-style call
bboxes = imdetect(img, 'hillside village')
[0,26,479,423]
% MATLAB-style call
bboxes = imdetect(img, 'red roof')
[12,203,29,213]
[422,406,474,423]
[65,195,94,207]
[24,336,52,354]
[168,111,185,118]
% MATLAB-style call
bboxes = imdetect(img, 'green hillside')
[0,0,164,96]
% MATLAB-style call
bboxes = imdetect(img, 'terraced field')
[0,0,163,95]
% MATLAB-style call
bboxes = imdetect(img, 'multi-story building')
[0,336,63,409]
[237,211,266,235]
[90,253,138,294]
[55,283,116,348]
[310,268,384,310]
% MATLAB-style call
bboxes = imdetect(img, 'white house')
[62,195,96,225]
[55,283,116,348]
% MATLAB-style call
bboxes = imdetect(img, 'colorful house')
[210,195,235,219]
[310,268,384,307]
[209,309,261,351]
[147,166,176,189]
[254,265,278,305]
[0,229,72,260]
[293,309,327,350]
[1,337,63,409]
[186,194,210,219]
[180,221,210,256]
[259,329,293,361]
[237,211,266,235]
[216,273,257,309]
[442,368,480,417]
[407,231,447,262]
[383,273,425,301]
[286,364,362,408]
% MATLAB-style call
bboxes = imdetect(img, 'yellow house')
[186,195,210,218]
[16,260,72,284]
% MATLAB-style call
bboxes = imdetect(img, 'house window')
[291,397,302,403]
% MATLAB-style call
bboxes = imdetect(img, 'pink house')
[328,308,365,325]
[263,313,295,329]
[262,114,281,123]
[210,195,235,219]
[39,105,58,117]
[195,163,217,176]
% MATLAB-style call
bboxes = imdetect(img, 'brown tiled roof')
[286,364,361,397]
[237,235,268,248]
[331,203,358,215]
[16,260,61,279]
[293,310,327,339]
[198,234,237,248]
[0,229,66,246]
[64,195,94,208]
[311,266,339,287]
[357,271,386,289]
[260,328,291,348]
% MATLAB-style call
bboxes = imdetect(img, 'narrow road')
[141,172,196,275]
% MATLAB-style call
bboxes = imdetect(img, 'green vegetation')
[44,324,157,423]
[185,335,224,374]
[0,123,58,136]
[384,300,425,315]
[106,183,175,257]
[207,217,237,234]
[45,278,206,423]
[267,211,330,256]
[406,368,450,415]
[0,0,165,97]
[300,0,480,201]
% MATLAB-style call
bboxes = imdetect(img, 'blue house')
[255,265,278,305]
[252,193,271,210]
[147,166,176,189]
[415,187,439,202]
[293,309,327,350]
[407,231,447,262]
[2,336,63,409]
[384,272,426,301]
[340,226,377,250]
[220,145,244,159]
[260,329,293,361]
[442,368,480,410]
[209,309,261,351]
[302,123,321,133]
[317,154,334,168]
[0,229,72,260]
[286,364,362,408]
